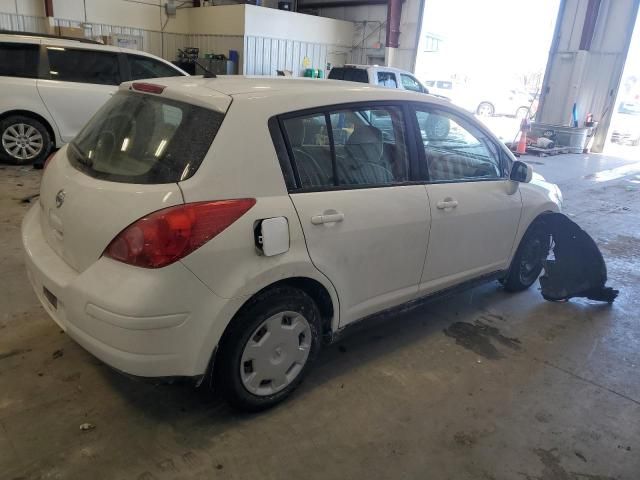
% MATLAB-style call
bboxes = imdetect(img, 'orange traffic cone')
[516,129,527,155]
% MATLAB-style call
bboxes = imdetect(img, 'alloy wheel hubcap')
[240,311,312,396]
[2,123,43,160]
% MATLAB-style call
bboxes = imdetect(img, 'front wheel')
[0,115,52,165]
[503,224,550,292]
[476,102,495,117]
[213,286,322,411]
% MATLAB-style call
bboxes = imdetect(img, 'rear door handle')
[436,198,459,210]
[311,212,345,225]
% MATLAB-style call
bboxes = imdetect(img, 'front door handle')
[436,198,459,210]
[311,212,345,225]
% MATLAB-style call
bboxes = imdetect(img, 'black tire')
[503,223,550,292]
[213,286,322,412]
[0,115,52,165]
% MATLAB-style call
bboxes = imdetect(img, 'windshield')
[69,91,224,184]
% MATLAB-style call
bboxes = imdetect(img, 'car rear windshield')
[328,67,368,83]
[69,91,224,184]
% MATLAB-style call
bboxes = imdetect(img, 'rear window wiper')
[70,143,93,168]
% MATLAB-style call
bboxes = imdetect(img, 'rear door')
[412,105,522,293]
[39,89,229,272]
[37,45,121,142]
[281,103,430,326]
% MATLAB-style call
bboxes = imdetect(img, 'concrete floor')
[1,150,639,480]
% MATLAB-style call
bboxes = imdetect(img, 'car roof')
[0,32,173,60]
[121,75,452,112]
[342,64,415,75]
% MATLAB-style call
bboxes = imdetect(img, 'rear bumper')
[21,203,238,378]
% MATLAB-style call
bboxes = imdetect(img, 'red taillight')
[131,82,166,94]
[104,199,256,268]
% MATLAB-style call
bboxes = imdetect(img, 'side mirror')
[510,160,532,183]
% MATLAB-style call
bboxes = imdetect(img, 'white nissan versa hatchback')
[22,76,562,411]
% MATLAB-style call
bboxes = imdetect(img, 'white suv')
[22,76,562,410]
[0,32,187,165]
[329,64,429,94]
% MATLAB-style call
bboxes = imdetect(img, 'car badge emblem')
[55,190,65,208]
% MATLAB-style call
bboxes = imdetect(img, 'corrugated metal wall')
[244,35,330,76]
[0,12,233,62]
[0,12,47,33]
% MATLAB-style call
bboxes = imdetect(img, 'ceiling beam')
[44,0,54,17]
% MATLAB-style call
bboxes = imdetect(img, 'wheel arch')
[509,208,557,262]
[199,275,338,387]
[233,277,336,341]
[0,109,59,147]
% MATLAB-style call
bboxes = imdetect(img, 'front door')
[412,106,522,293]
[281,104,431,326]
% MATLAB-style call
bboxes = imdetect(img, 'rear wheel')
[503,224,550,292]
[476,102,495,117]
[515,107,529,119]
[213,286,322,411]
[0,115,52,165]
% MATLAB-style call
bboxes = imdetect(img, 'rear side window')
[47,47,120,85]
[0,43,39,78]
[69,91,224,184]
[377,71,397,88]
[127,54,183,80]
[328,67,368,83]
[283,105,409,189]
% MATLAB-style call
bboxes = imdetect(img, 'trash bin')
[530,123,590,154]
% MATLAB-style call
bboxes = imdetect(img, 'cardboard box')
[56,26,86,39]
[93,35,113,45]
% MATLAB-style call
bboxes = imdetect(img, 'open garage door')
[537,0,640,153]
[414,0,560,144]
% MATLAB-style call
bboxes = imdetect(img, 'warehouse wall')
[316,0,423,72]
[0,0,44,16]
[243,4,353,74]
[538,0,640,151]
[0,2,353,77]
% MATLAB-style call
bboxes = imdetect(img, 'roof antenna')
[177,48,217,78]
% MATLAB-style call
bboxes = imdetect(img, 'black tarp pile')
[539,213,619,303]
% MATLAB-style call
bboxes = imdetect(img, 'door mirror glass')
[510,160,533,183]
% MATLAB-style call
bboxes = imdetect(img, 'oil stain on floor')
[518,448,616,480]
[443,320,521,359]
